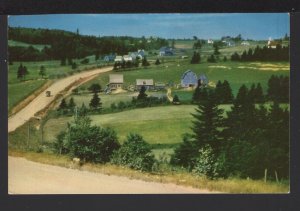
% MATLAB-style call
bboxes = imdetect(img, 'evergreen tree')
[78,103,88,117]
[223,56,227,62]
[155,58,161,65]
[58,99,67,111]
[222,80,234,103]
[191,51,201,64]
[170,134,199,170]
[207,54,216,63]
[172,94,180,104]
[89,92,102,111]
[254,83,264,103]
[137,86,148,100]
[213,43,220,55]
[68,97,76,109]
[191,90,224,152]
[142,56,150,66]
[39,65,46,78]
[214,80,223,104]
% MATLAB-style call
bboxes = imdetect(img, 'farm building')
[109,74,124,90]
[199,74,208,87]
[123,55,133,62]
[104,54,116,62]
[155,82,166,90]
[159,47,174,56]
[114,56,123,63]
[181,70,198,88]
[241,41,250,46]
[207,39,214,44]
[267,40,280,49]
[136,79,154,90]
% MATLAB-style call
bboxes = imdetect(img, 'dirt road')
[8,156,215,194]
[8,67,112,132]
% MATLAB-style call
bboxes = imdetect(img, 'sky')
[8,13,289,40]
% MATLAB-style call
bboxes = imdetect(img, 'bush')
[170,134,198,170]
[192,145,226,179]
[81,58,89,64]
[57,116,120,163]
[111,133,155,172]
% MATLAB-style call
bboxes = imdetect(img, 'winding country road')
[8,66,113,132]
[8,156,215,194]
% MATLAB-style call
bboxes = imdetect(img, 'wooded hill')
[8,27,169,61]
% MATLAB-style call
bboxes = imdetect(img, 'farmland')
[8,52,112,113]
[79,61,289,96]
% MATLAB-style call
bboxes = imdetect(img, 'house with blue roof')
[159,47,174,56]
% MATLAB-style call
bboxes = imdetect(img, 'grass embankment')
[8,149,289,193]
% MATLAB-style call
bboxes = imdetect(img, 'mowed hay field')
[43,105,233,144]
[80,61,289,96]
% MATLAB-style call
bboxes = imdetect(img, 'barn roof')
[136,79,154,86]
[181,69,197,80]
[109,74,124,83]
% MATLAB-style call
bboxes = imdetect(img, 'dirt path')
[8,156,215,194]
[167,88,173,102]
[8,67,112,132]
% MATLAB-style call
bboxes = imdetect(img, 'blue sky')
[8,13,289,40]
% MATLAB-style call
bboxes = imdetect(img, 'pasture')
[43,105,233,144]
[79,61,289,97]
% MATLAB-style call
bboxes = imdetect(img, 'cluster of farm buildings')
[107,70,208,93]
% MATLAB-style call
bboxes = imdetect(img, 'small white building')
[109,74,124,90]
[136,79,154,90]
[207,39,214,44]
[241,41,250,46]
[114,56,123,63]
[123,55,133,62]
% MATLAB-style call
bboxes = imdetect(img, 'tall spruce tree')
[89,92,102,111]
[191,90,224,152]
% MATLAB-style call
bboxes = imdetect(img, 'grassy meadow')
[79,61,289,96]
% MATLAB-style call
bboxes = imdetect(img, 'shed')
[136,79,154,90]
[155,82,166,90]
[114,56,123,63]
[109,74,124,90]
[181,70,198,88]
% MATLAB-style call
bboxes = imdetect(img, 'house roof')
[160,46,173,52]
[109,74,124,83]
[136,79,154,86]
[199,74,208,81]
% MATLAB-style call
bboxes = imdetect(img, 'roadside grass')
[8,80,46,111]
[8,149,289,193]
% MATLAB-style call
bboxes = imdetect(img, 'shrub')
[192,145,226,179]
[111,133,155,171]
[170,134,198,170]
[81,58,89,64]
[63,116,120,163]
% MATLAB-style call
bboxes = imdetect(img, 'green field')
[80,61,289,97]
[8,55,112,113]
[8,40,50,51]
[43,105,235,144]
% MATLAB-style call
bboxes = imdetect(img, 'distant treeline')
[231,45,289,62]
[8,27,169,62]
